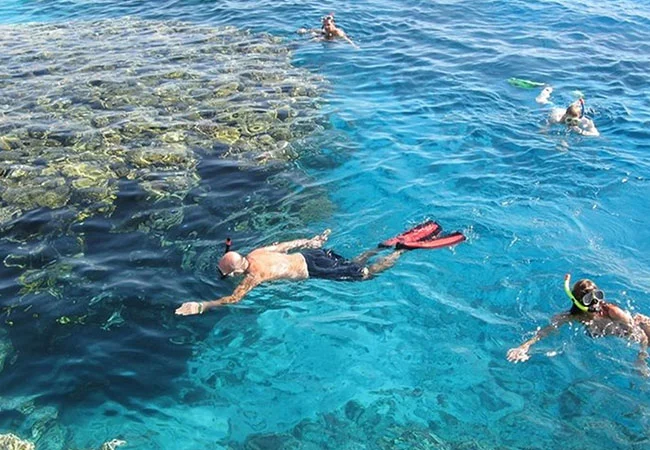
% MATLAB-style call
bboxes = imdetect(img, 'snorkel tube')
[564,273,589,312]
[579,98,585,118]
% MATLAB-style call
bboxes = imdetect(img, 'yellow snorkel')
[564,273,589,312]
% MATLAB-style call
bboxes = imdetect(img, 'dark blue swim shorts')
[300,249,365,281]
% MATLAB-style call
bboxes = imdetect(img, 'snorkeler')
[507,274,650,376]
[297,13,358,48]
[546,95,600,136]
[175,221,465,316]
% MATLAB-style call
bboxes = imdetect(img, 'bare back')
[246,249,309,282]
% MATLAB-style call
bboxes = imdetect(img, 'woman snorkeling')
[507,274,650,376]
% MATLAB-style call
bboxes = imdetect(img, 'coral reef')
[0,18,326,226]
[99,439,126,450]
[0,18,329,305]
[0,433,125,450]
[0,328,13,374]
[0,433,35,450]
[226,398,494,450]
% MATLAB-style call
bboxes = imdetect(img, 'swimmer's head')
[218,251,248,278]
[565,98,584,118]
[561,99,585,127]
[322,13,335,31]
[564,274,603,313]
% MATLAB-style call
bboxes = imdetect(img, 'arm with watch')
[174,275,261,316]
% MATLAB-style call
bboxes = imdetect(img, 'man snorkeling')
[175,221,465,316]
[297,13,358,48]
[507,274,650,376]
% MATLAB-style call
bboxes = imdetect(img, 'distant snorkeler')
[507,274,650,376]
[539,88,600,136]
[297,13,359,48]
[175,221,465,316]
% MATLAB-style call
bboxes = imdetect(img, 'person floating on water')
[543,91,599,137]
[507,274,650,376]
[297,13,359,48]
[508,79,599,137]
[175,221,465,316]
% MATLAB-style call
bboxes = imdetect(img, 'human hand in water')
[506,345,530,363]
[309,229,331,248]
[175,301,203,316]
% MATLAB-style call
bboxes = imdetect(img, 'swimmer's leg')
[364,249,408,279]
[352,248,383,266]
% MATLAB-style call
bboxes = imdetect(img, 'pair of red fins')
[379,220,466,250]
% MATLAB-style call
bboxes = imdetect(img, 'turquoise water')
[2,0,650,449]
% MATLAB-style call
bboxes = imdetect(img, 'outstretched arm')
[507,313,573,363]
[297,28,321,35]
[175,275,261,316]
[260,229,331,253]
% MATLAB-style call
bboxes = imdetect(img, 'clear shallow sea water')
[1,0,650,449]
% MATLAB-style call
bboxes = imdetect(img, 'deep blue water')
[2,0,650,449]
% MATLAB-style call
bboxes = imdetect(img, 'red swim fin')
[396,232,466,250]
[379,220,441,248]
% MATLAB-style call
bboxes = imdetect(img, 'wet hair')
[569,278,598,314]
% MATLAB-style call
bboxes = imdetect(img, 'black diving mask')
[581,289,604,307]
[565,116,580,126]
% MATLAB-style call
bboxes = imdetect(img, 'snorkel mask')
[322,12,335,24]
[564,98,586,126]
[564,116,580,126]
[564,274,604,312]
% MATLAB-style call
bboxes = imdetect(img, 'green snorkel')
[564,273,589,312]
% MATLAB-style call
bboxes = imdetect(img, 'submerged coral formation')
[0,433,35,450]
[99,439,126,450]
[226,397,492,450]
[0,328,13,374]
[0,18,331,308]
[0,18,325,226]
[0,433,125,450]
